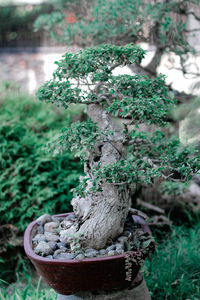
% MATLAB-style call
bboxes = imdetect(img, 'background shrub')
[0,82,83,233]
[0,82,83,281]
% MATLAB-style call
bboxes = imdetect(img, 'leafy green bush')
[0,82,83,233]
[145,224,200,299]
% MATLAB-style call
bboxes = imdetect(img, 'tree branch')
[128,63,197,102]
[110,62,121,72]
[187,11,200,22]
[184,28,200,33]
[143,157,185,183]
[70,99,101,105]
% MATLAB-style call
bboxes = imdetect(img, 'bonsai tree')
[38,44,200,249]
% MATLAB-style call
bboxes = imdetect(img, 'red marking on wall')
[65,12,76,24]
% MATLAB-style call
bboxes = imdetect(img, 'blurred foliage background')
[0,3,53,47]
[0,82,83,282]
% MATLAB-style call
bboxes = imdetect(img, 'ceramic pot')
[24,212,150,295]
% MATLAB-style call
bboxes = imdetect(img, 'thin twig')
[136,198,165,214]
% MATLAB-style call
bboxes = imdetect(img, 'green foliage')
[49,120,107,159]
[62,232,85,254]
[38,44,146,108]
[78,129,200,195]
[38,44,173,125]
[0,276,57,300]
[34,0,198,71]
[145,223,200,299]
[38,44,199,197]
[107,75,173,126]
[159,181,189,197]
[92,158,159,186]
[54,44,145,77]
[160,138,200,180]
[0,83,83,233]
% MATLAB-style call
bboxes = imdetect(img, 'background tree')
[38,44,200,249]
[34,0,200,81]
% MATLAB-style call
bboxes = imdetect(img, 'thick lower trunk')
[72,183,131,249]
[69,104,131,249]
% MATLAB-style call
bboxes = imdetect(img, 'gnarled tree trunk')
[70,104,132,249]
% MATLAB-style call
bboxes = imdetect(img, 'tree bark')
[70,104,132,249]
[144,48,163,75]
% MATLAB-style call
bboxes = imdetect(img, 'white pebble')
[36,214,52,226]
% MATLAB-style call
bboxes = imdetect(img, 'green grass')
[145,223,200,300]
[0,277,56,300]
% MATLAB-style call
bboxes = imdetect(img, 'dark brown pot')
[24,213,146,295]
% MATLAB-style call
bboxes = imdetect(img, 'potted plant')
[24,44,200,297]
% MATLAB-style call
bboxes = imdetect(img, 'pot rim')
[24,212,129,265]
